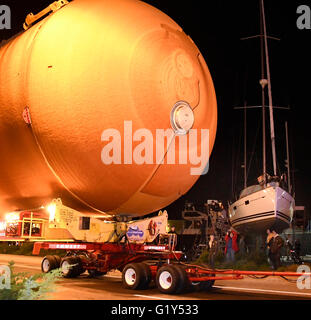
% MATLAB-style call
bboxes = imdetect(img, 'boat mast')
[285,121,292,194]
[259,3,267,187]
[261,0,278,177]
[243,101,247,189]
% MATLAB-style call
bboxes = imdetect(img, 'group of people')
[169,223,297,270]
[202,228,240,267]
[224,228,286,270]
[199,228,240,266]
[224,227,285,269]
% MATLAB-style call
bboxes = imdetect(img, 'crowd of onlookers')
[206,226,302,269]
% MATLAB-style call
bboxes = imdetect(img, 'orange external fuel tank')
[0,0,217,216]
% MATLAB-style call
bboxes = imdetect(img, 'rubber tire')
[156,265,181,294]
[174,265,190,293]
[192,274,215,292]
[122,263,146,290]
[136,263,152,289]
[87,270,107,277]
[41,255,58,273]
[198,279,215,291]
[60,257,80,278]
[53,255,61,268]
[74,256,86,275]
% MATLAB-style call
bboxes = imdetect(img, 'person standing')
[225,229,238,263]
[266,229,274,267]
[270,230,284,270]
[168,225,178,249]
[208,234,218,268]
[266,229,284,270]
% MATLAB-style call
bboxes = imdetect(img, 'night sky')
[1,0,310,220]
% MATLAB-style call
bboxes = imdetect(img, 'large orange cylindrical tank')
[0,0,217,216]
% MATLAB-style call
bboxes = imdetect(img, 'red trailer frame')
[34,238,311,295]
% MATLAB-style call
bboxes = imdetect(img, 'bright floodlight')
[47,204,57,222]
[5,212,20,223]
[0,221,6,231]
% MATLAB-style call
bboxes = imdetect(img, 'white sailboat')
[228,0,295,234]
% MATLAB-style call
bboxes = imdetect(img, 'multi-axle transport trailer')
[1,199,310,295]
[34,240,311,295]
[35,238,218,294]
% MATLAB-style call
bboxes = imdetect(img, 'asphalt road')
[1,254,310,300]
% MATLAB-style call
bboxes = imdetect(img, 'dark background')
[1,0,310,220]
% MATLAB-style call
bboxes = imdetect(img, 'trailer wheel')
[88,270,107,278]
[198,280,215,291]
[192,274,215,292]
[122,263,146,290]
[74,256,86,275]
[60,257,80,278]
[137,263,152,289]
[41,255,58,273]
[156,265,180,294]
[53,255,61,268]
[174,265,190,293]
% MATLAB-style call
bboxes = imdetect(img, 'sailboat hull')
[229,186,294,234]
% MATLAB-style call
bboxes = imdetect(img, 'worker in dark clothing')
[268,230,284,270]
[169,226,177,234]
[168,226,178,249]
[208,235,218,269]
[266,229,274,266]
